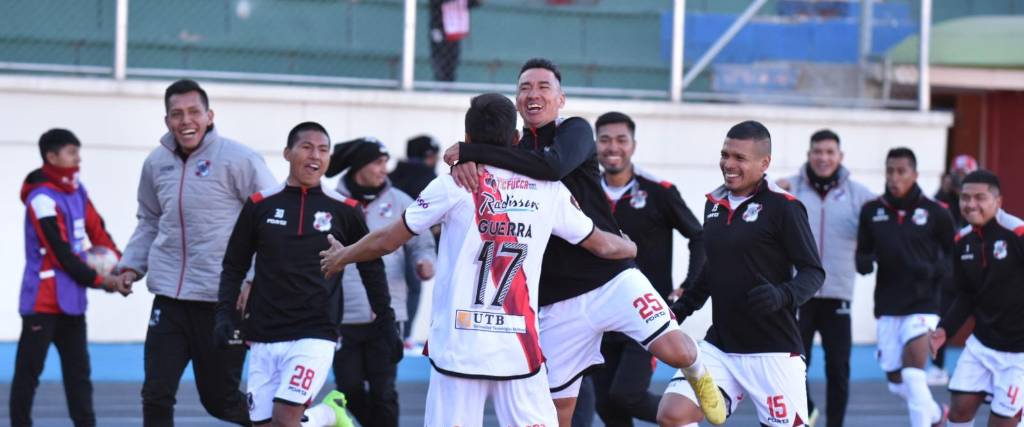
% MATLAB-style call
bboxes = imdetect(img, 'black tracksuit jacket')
[217,184,389,343]
[605,171,705,299]
[940,210,1024,352]
[672,178,824,354]
[856,184,955,317]
[459,117,633,306]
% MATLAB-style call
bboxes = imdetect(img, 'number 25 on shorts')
[633,293,664,320]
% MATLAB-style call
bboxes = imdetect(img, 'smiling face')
[516,68,565,129]
[720,138,770,196]
[284,130,330,188]
[164,91,213,154]
[808,139,842,178]
[597,122,635,175]
[960,182,1001,227]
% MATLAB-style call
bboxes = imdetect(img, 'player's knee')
[946,404,975,423]
[657,404,701,427]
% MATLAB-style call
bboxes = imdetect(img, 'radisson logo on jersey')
[455,310,527,334]
[478,193,540,215]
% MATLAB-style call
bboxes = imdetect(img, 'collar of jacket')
[337,174,391,204]
[881,183,923,210]
[521,120,558,150]
[159,125,219,160]
[800,163,848,194]
[706,175,774,209]
[283,183,324,195]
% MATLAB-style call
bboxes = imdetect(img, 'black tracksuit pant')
[10,314,95,427]
[593,332,660,427]
[333,323,399,427]
[799,298,852,427]
[142,296,250,427]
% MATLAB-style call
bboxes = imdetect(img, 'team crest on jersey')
[630,190,648,209]
[313,211,332,232]
[872,207,889,222]
[993,240,1008,260]
[195,160,212,177]
[379,202,393,218]
[742,203,762,222]
[912,208,929,225]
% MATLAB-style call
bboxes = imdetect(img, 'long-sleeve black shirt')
[940,210,1024,352]
[459,117,632,306]
[217,184,389,343]
[856,184,955,317]
[672,178,824,354]
[604,169,705,299]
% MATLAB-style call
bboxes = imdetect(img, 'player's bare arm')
[578,228,637,260]
[320,218,413,278]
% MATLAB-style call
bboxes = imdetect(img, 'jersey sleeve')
[550,183,595,245]
[403,176,455,235]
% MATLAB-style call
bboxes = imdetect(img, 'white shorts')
[875,314,939,373]
[948,335,1024,418]
[424,366,557,427]
[246,338,336,423]
[539,268,678,398]
[664,341,809,427]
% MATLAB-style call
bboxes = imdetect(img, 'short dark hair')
[595,111,636,137]
[810,129,840,147]
[726,120,771,155]
[886,147,917,170]
[164,79,209,112]
[961,169,1000,194]
[38,128,81,162]
[287,121,330,149]
[465,93,517,147]
[520,58,562,83]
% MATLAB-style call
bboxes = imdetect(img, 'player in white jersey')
[312,93,639,427]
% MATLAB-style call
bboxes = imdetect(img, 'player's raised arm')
[578,229,637,260]
[320,219,412,278]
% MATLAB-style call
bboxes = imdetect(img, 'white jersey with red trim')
[403,167,595,379]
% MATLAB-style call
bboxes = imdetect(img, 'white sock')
[888,381,906,398]
[679,334,704,379]
[946,420,974,427]
[301,403,336,427]
[901,367,942,427]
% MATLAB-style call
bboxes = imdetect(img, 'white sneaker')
[926,365,949,386]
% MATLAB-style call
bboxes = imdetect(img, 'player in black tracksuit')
[215,122,392,426]
[931,170,1024,425]
[593,111,706,427]
[855,148,954,427]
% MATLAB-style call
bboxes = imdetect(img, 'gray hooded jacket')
[336,178,436,324]
[119,127,277,302]
[786,165,875,301]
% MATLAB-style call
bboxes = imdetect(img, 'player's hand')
[319,234,347,279]
[415,260,434,280]
[443,142,460,166]
[450,161,480,192]
[929,327,947,359]
[118,270,139,286]
[213,315,245,349]
[746,280,790,316]
[620,232,637,259]
[668,287,685,303]
[236,280,252,312]
[776,178,792,191]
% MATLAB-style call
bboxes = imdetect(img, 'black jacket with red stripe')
[856,184,955,317]
[940,210,1024,352]
[672,178,824,354]
[216,183,390,343]
[605,169,705,299]
[458,118,633,306]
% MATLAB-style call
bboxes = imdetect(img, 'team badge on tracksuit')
[912,208,929,225]
[743,203,762,222]
[630,190,647,209]
[195,160,212,177]
[994,240,1008,260]
[313,212,332,232]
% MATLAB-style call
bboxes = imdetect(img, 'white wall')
[0,75,952,343]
